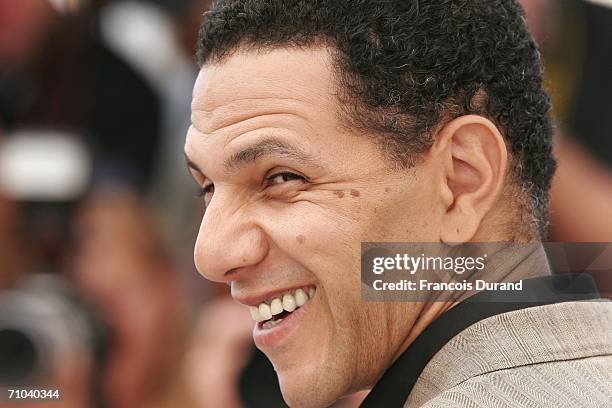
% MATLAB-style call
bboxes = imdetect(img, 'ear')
[429,115,508,244]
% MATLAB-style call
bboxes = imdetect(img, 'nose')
[194,195,269,283]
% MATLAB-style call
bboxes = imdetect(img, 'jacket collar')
[361,273,603,408]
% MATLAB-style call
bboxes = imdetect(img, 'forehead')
[190,46,338,134]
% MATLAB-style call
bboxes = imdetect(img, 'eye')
[265,172,306,187]
[196,183,215,207]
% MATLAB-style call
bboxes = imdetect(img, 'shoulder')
[419,354,612,408]
[408,300,612,407]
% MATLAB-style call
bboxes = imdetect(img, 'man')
[184,1,612,407]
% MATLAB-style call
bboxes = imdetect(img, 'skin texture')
[185,46,509,407]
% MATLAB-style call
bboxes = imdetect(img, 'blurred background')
[0,0,610,407]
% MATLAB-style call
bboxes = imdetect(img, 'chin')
[277,368,341,408]
[268,350,351,408]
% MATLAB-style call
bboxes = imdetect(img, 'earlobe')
[440,201,479,244]
[437,115,508,244]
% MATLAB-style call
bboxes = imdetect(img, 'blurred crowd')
[0,0,610,407]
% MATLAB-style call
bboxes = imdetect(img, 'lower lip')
[252,298,312,350]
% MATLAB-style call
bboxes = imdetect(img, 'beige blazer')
[405,300,612,407]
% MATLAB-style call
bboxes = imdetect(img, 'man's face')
[185,47,445,406]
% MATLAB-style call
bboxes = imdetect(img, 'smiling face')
[185,46,454,406]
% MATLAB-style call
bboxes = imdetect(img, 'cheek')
[265,199,375,303]
[263,200,363,267]
[259,202,403,393]
[261,200,365,320]
[365,188,443,242]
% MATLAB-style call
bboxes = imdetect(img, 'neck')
[392,242,550,363]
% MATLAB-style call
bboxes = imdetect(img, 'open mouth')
[249,286,315,330]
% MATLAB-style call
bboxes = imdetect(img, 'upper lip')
[232,284,315,307]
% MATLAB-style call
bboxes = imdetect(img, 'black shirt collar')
[361,273,601,408]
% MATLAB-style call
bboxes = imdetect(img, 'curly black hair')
[196,0,556,238]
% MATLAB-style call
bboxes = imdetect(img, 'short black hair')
[197,0,556,237]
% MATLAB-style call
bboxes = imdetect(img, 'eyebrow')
[185,155,203,174]
[185,137,318,178]
[224,137,317,171]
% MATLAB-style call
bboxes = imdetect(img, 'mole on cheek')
[296,235,306,244]
[385,187,391,193]
[333,190,345,198]
[350,189,360,197]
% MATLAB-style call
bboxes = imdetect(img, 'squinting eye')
[267,172,306,186]
[196,184,215,207]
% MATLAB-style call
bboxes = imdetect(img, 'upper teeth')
[249,287,315,322]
